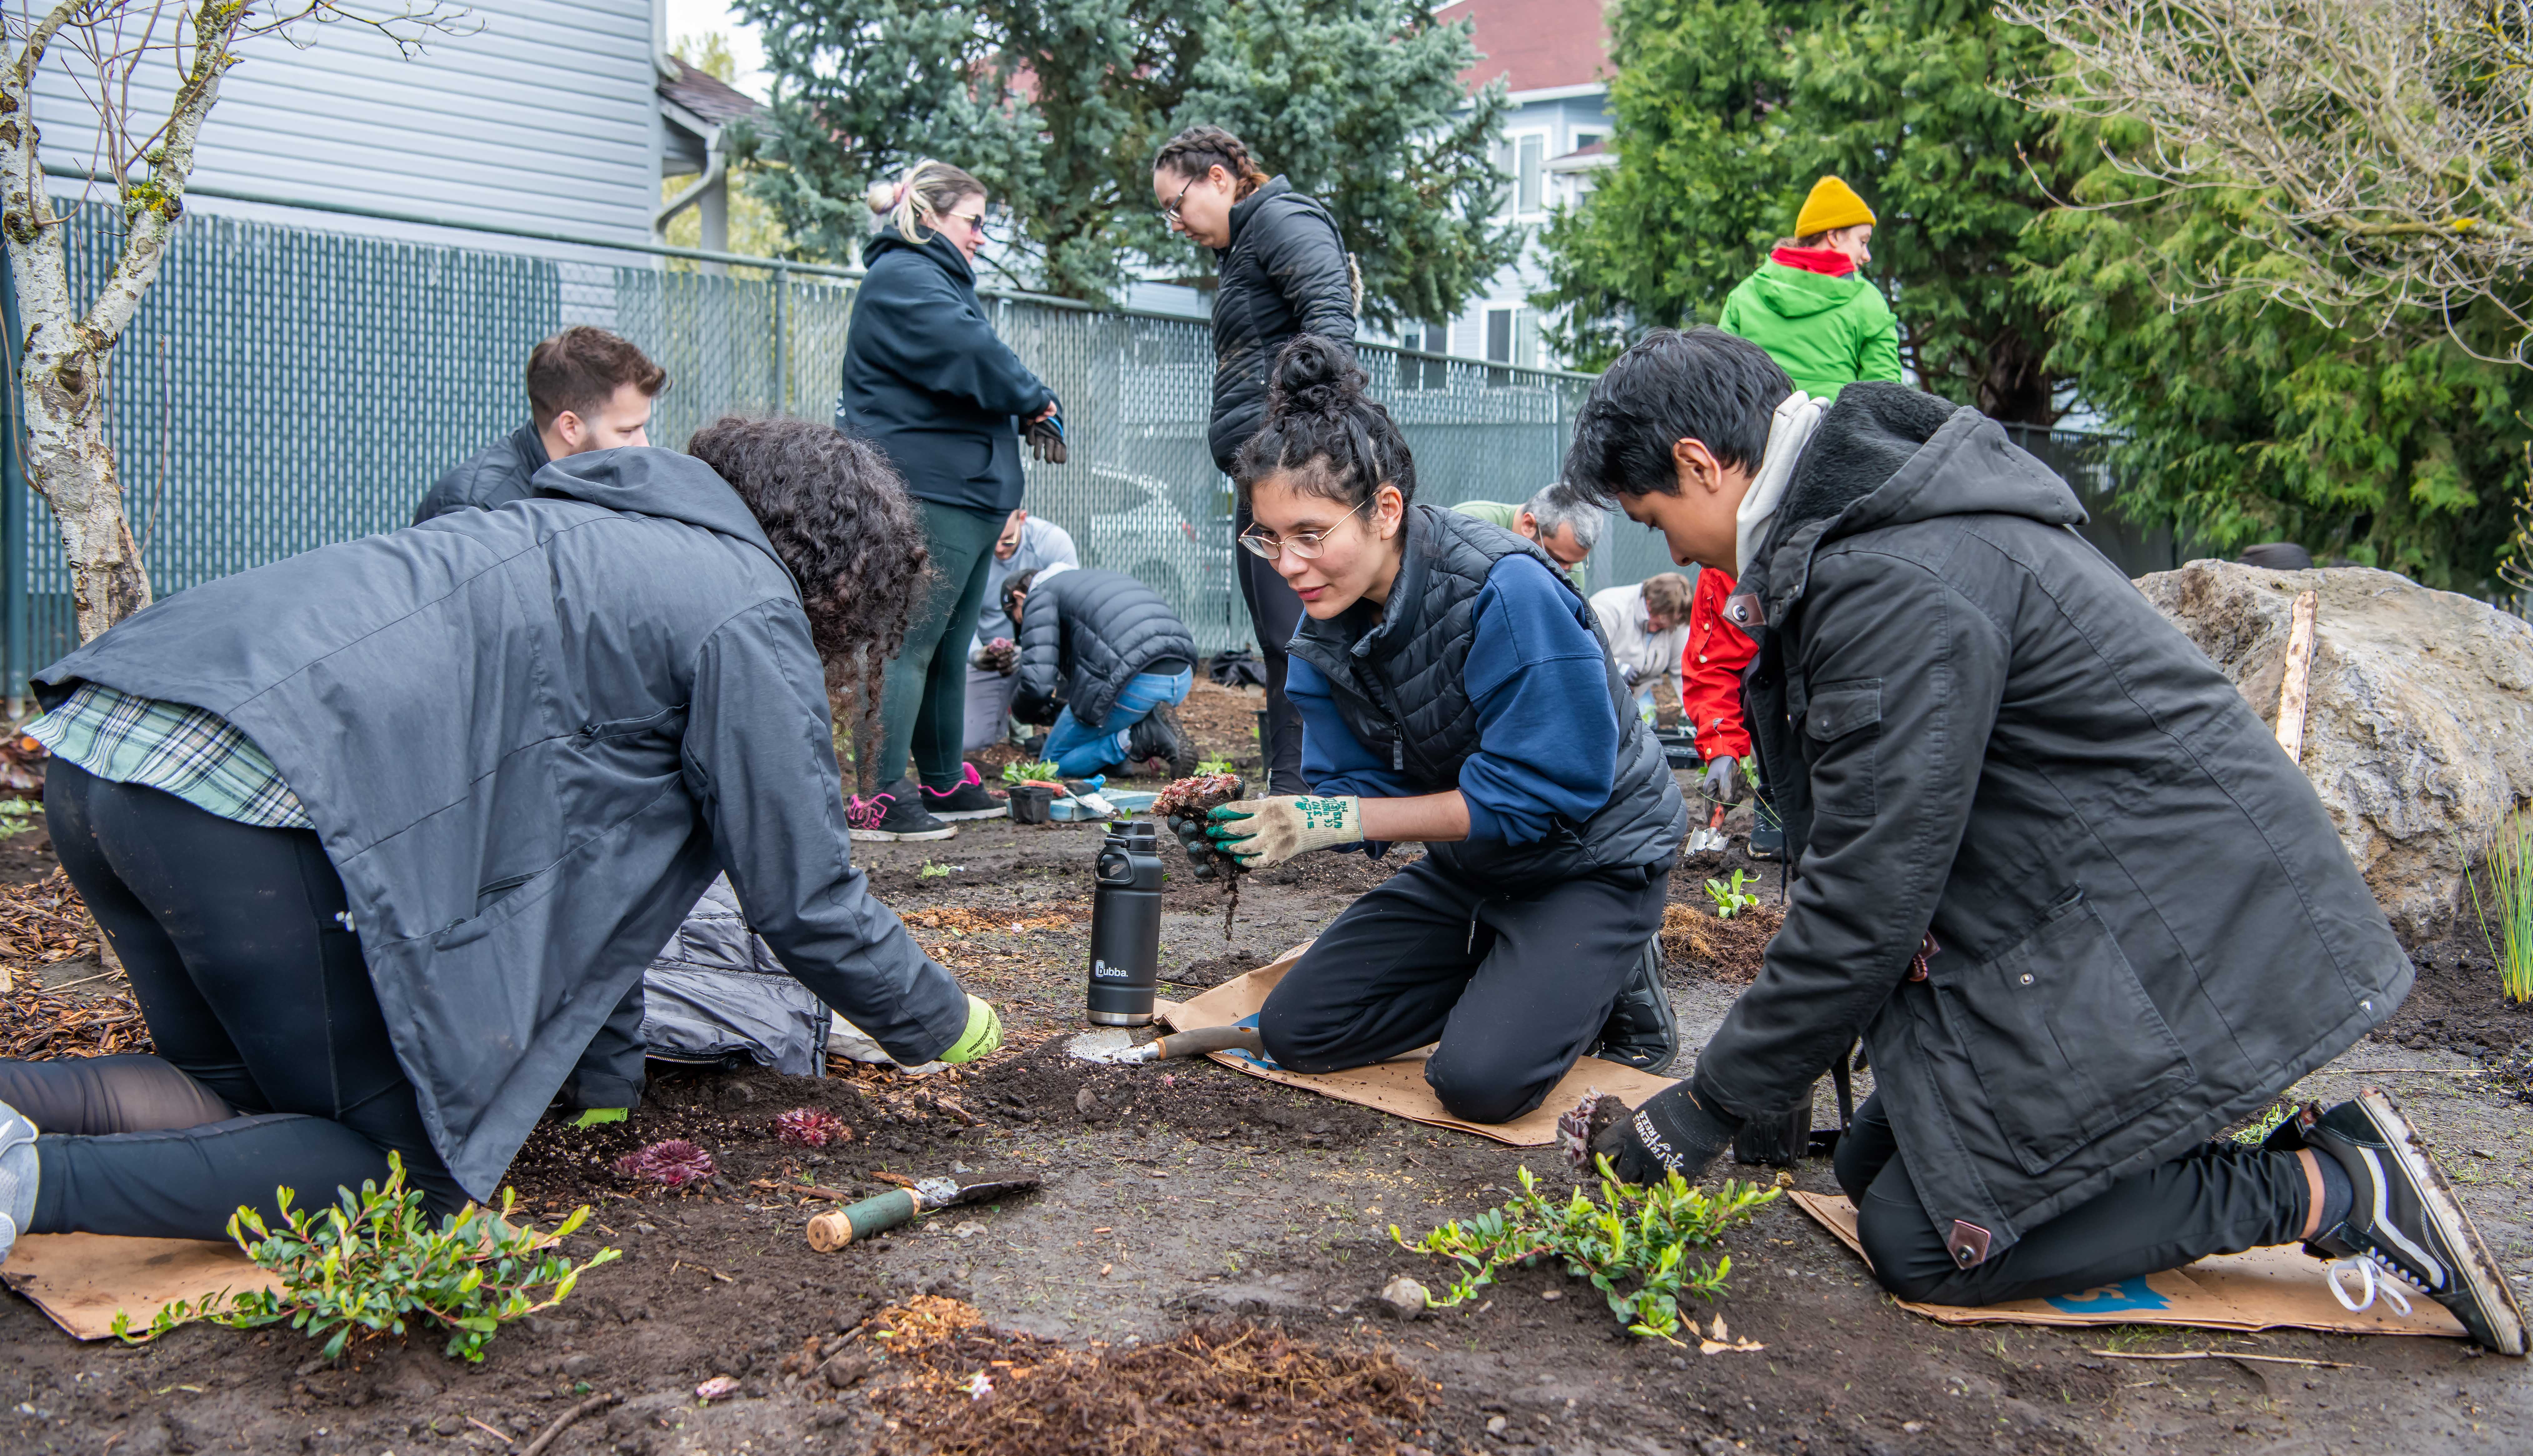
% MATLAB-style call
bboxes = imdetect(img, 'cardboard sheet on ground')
[1157,942,1679,1146]
[2,1232,281,1341]
[1789,1191,2466,1338]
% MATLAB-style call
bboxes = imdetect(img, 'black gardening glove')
[1587,1077,1743,1186]
[1026,410,1067,464]
[1172,816,1219,880]
[1698,756,1740,805]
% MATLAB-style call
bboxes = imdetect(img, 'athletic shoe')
[1746,799,1786,861]
[0,1097,37,1267]
[1591,934,1680,1073]
[920,762,1008,821]
[846,780,957,842]
[2269,1090,2527,1354]
[1125,703,1197,778]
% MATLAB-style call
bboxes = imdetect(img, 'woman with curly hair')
[0,419,1002,1257]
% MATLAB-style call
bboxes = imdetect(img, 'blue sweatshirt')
[1285,553,1620,845]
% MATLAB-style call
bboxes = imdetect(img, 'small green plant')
[111,1154,617,1363]
[0,797,37,838]
[1195,755,1236,777]
[1394,1159,1777,1342]
[2231,1100,2295,1145]
[2469,811,2533,1004]
[917,860,960,879]
[1001,759,1060,785]
[1704,869,1760,919]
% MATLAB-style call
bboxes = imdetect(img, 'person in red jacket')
[1678,566,1782,857]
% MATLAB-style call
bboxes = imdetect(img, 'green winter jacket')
[1717,261,1902,401]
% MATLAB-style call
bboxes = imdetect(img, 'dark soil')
[2375,935,2533,1065]
[1660,902,1782,985]
[0,828,57,886]
[6,780,2530,1454]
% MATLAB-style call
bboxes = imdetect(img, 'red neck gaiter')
[1770,245,1856,277]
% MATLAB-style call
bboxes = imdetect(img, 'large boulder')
[2136,560,2533,944]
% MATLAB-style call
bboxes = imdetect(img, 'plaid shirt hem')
[28,682,313,830]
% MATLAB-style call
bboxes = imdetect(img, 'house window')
[1487,308,1514,363]
[1517,134,1544,215]
[1406,321,1448,389]
[1573,130,1603,152]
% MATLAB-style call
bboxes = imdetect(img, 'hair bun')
[865,178,901,215]
[1267,335,1363,421]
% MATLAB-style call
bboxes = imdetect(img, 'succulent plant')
[612,1138,717,1188]
[774,1107,853,1148]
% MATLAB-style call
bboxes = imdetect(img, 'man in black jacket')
[1558,327,2524,1354]
[410,325,672,1120]
[413,327,668,523]
[1006,567,1199,779]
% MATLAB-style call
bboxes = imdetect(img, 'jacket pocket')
[1801,678,1882,818]
[1929,887,2196,1176]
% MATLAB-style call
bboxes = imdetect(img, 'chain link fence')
[2,202,1613,691]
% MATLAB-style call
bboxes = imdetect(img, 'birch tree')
[0,1,467,642]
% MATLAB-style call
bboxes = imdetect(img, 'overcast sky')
[664,0,771,102]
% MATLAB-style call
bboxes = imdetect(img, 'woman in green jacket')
[1716,176,1901,400]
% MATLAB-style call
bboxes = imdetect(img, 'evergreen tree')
[1536,0,2078,422]
[734,0,1518,325]
[2027,127,2529,593]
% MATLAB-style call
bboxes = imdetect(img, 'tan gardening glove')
[1205,795,1363,868]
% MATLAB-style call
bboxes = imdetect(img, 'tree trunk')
[21,343,152,638]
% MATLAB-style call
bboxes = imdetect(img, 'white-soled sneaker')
[0,1098,37,1267]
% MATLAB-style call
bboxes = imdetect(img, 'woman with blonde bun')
[838,159,1060,838]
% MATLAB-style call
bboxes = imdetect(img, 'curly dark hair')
[686,416,932,666]
[1233,334,1417,508]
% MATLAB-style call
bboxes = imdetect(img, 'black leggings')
[6,762,462,1241]
[1233,497,1308,796]
[1833,1091,2311,1305]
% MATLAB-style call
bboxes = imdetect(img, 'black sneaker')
[1126,703,1197,778]
[847,780,957,842]
[920,762,1008,821]
[1746,799,1786,861]
[1591,934,1679,1073]
[2268,1090,2527,1354]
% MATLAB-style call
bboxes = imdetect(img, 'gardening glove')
[1698,756,1740,805]
[569,1107,628,1129]
[1026,409,1067,464]
[939,995,1004,1064]
[1590,1076,1743,1187]
[1172,816,1221,879]
[1206,795,1362,868]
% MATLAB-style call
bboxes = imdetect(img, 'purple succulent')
[613,1138,717,1187]
[774,1107,853,1148]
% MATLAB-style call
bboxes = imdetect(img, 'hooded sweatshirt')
[1717,250,1903,402]
[36,447,970,1198]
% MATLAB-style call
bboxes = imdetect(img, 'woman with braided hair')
[1178,336,1688,1124]
[1153,125,1356,796]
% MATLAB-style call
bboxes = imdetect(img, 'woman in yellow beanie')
[1715,175,1901,401]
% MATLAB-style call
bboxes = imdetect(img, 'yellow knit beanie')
[1795,176,1874,237]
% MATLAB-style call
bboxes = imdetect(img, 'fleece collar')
[1733,392,1826,579]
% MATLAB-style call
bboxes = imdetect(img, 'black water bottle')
[1086,821,1164,1025]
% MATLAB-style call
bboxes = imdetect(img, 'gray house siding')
[29,0,661,246]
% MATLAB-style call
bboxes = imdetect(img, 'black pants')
[7,762,463,1241]
[1233,497,1308,796]
[1257,855,1668,1124]
[1834,1091,2312,1305]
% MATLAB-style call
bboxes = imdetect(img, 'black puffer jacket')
[1285,505,1684,885]
[1012,569,1198,729]
[1206,178,1355,474]
[1696,383,2409,1267]
[412,423,549,524]
[839,229,1054,514]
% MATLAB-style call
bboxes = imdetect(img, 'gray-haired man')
[1451,484,1602,589]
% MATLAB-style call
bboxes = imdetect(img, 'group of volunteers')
[0,149,2518,1361]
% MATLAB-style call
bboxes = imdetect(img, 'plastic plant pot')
[1009,783,1055,824]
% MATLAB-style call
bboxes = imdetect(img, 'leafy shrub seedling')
[1001,759,1060,785]
[1196,754,1236,777]
[111,1154,617,1362]
[0,796,38,839]
[1705,869,1760,919]
[2469,811,2533,1003]
[1395,1159,1777,1342]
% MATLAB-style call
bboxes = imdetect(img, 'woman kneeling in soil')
[1562,327,2525,1355]
[0,420,1001,1259]
[1189,337,1688,1123]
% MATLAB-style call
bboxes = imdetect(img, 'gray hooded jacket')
[36,447,969,1198]
[1701,384,2409,1266]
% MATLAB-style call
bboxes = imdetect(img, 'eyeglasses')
[1238,501,1368,560]
[1162,175,1195,223]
